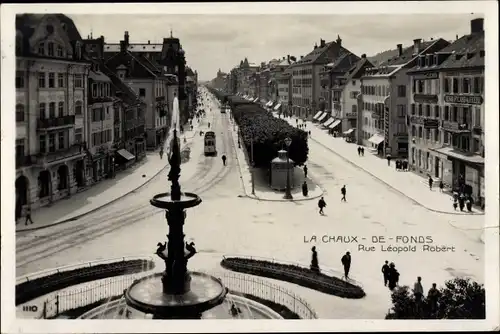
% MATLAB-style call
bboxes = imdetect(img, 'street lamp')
[284,136,293,200]
[251,135,255,195]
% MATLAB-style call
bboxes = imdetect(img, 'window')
[417,80,424,93]
[38,72,46,88]
[49,102,56,118]
[452,106,458,122]
[16,71,25,88]
[434,129,439,142]
[48,42,54,56]
[434,105,440,118]
[75,101,83,115]
[418,127,423,138]
[412,80,416,93]
[397,105,406,117]
[474,107,481,126]
[75,74,83,88]
[397,85,406,97]
[39,135,47,153]
[75,128,83,144]
[443,131,449,144]
[452,78,459,93]
[92,83,98,97]
[99,83,103,97]
[16,104,25,122]
[38,42,45,55]
[139,88,146,97]
[411,126,416,137]
[48,133,56,152]
[425,105,431,117]
[39,103,46,119]
[58,73,64,87]
[473,138,481,153]
[463,77,471,94]
[352,105,357,113]
[58,132,65,149]
[444,78,450,93]
[48,73,55,88]
[426,128,431,140]
[58,102,64,116]
[56,45,63,57]
[444,106,449,121]
[418,104,423,116]
[411,103,415,115]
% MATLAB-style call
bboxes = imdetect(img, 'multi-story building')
[331,55,373,138]
[407,18,485,204]
[15,14,91,213]
[359,37,449,156]
[287,37,353,120]
[234,58,259,96]
[210,68,227,90]
[86,60,114,183]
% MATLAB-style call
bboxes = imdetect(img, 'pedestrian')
[159,148,164,160]
[357,147,361,156]
[414,276,424,315]
[439,180,444,192]
[303,165,308,178]
[386,154,392,166]
[361,147,365,156]
[302,181,309,197]
[466,197,472,212]
[428,176,433,190]
[381,260,390,286]
[458,194,465,211]
[453,199,458,211]
[341,251,351,279]
[341,185,347,202]
[318,197,326,215]
[387,262,400,290]
[24,207,34,225]
[427,283,440,314]
[395,160,401,171]
[308,130,311,136]
[221,154,227,166]
[310,246,320,273]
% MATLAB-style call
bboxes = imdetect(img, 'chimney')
[119,40,126,52]
[148,40,150,44]
[124,31,129,46]
[320,39,326,48]
[301,55,304,59]
[361,54,366,59]
[287,54,290,62]
[471,18,484,34]
[314,43,318,50]
[397,44,403,56]
[413,38,422,54]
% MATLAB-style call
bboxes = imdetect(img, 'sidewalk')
[16,121,202,232]
[229,120,324,202]
[273,112,484,215]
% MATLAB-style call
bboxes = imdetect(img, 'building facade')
[407,18,485,204]
[15,14,91,214]
[360,38,449,156]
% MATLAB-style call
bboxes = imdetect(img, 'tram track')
[16,98,236,270]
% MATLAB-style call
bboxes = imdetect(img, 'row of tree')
[208,89,309,168]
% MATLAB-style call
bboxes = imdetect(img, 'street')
[16,90,484,319]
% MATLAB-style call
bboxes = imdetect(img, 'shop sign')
[410,115,424,125]
[414,94,438,104]
[424,119,440,129]
[441,120,470,132]
[444,95,483,105]
[345,112,357,118]
[413,72,438,80]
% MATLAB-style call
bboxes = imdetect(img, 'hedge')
[221,257,365,299]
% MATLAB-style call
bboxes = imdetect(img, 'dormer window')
[434,55,439,66]
[56,45,63,57]
[48,42,54,56]
[92,83,97,98]
[38,42,45,55]
[99,83,103,97]
[455,54,463,61]
[417,57,422,67]
[466,53,474,59]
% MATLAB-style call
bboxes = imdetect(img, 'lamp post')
[251,136,255,195]
[284,137,293,200]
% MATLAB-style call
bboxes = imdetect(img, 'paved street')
[16,89,485,319]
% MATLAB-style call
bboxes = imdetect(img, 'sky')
[69,13,480,81]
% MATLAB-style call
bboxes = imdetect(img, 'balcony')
[16,155,33,169]
[35,144,84,167]
[472,125,482,135]
[37,115,75,131]
[441,120,471,133]
[345,112,357,119]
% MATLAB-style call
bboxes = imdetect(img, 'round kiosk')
[270,150,294,191]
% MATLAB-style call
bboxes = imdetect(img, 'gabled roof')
[105,50,158,79]
[99,64,142,106]
[104,43,163,53]
[437,33,484,69]
[379,40,435,67]
[342,58,373,80]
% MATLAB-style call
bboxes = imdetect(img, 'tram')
[221,103,230,114]
[204,131,217,156]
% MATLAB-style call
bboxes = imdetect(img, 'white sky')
[69,13,481,81]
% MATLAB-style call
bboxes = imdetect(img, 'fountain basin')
[125,272,227,318]
[150,192,202,210]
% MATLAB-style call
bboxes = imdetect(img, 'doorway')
[15,175,29,220]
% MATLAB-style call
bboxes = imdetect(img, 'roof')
[89,70,111,82]
[104,43,163,53]
[105,50,158,79]
[55,14,82,41]
[380,41,435,67]
[99,64,142,106]
[437,33,484,69]
[342,58,373,80]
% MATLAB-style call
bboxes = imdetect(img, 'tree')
[386,277,485,319]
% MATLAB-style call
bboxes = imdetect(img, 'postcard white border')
[1,1,499,333]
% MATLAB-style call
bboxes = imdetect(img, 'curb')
[17,130,200,233]
[309,133,484,216]
[228,120,325,203]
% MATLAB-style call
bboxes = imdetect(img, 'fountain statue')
[124,124,228,319]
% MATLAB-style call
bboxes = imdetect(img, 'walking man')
[357,147,361,156]
[24,207,34,226]
[439,180,444,192]
[303,165,308,178]
[414,276,424,315]
[222,154,227,166]
[381,260,390,286]
[159,147,164,160]
[428,176,433,190]
[341,185,347,202]
[341,251,351,279]
[318,197,326,215]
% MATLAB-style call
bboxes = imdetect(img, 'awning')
[253,98,259,102]
[116,149,135,161]
[266,101,272,107]
[430,146,484,165]
[329,119,341,129]
[343,128,355,135]
[274,103,282,110]
[317,113,328,122]
[368,134,385,145]
[313,111,323,120]
[323,118,335,127]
